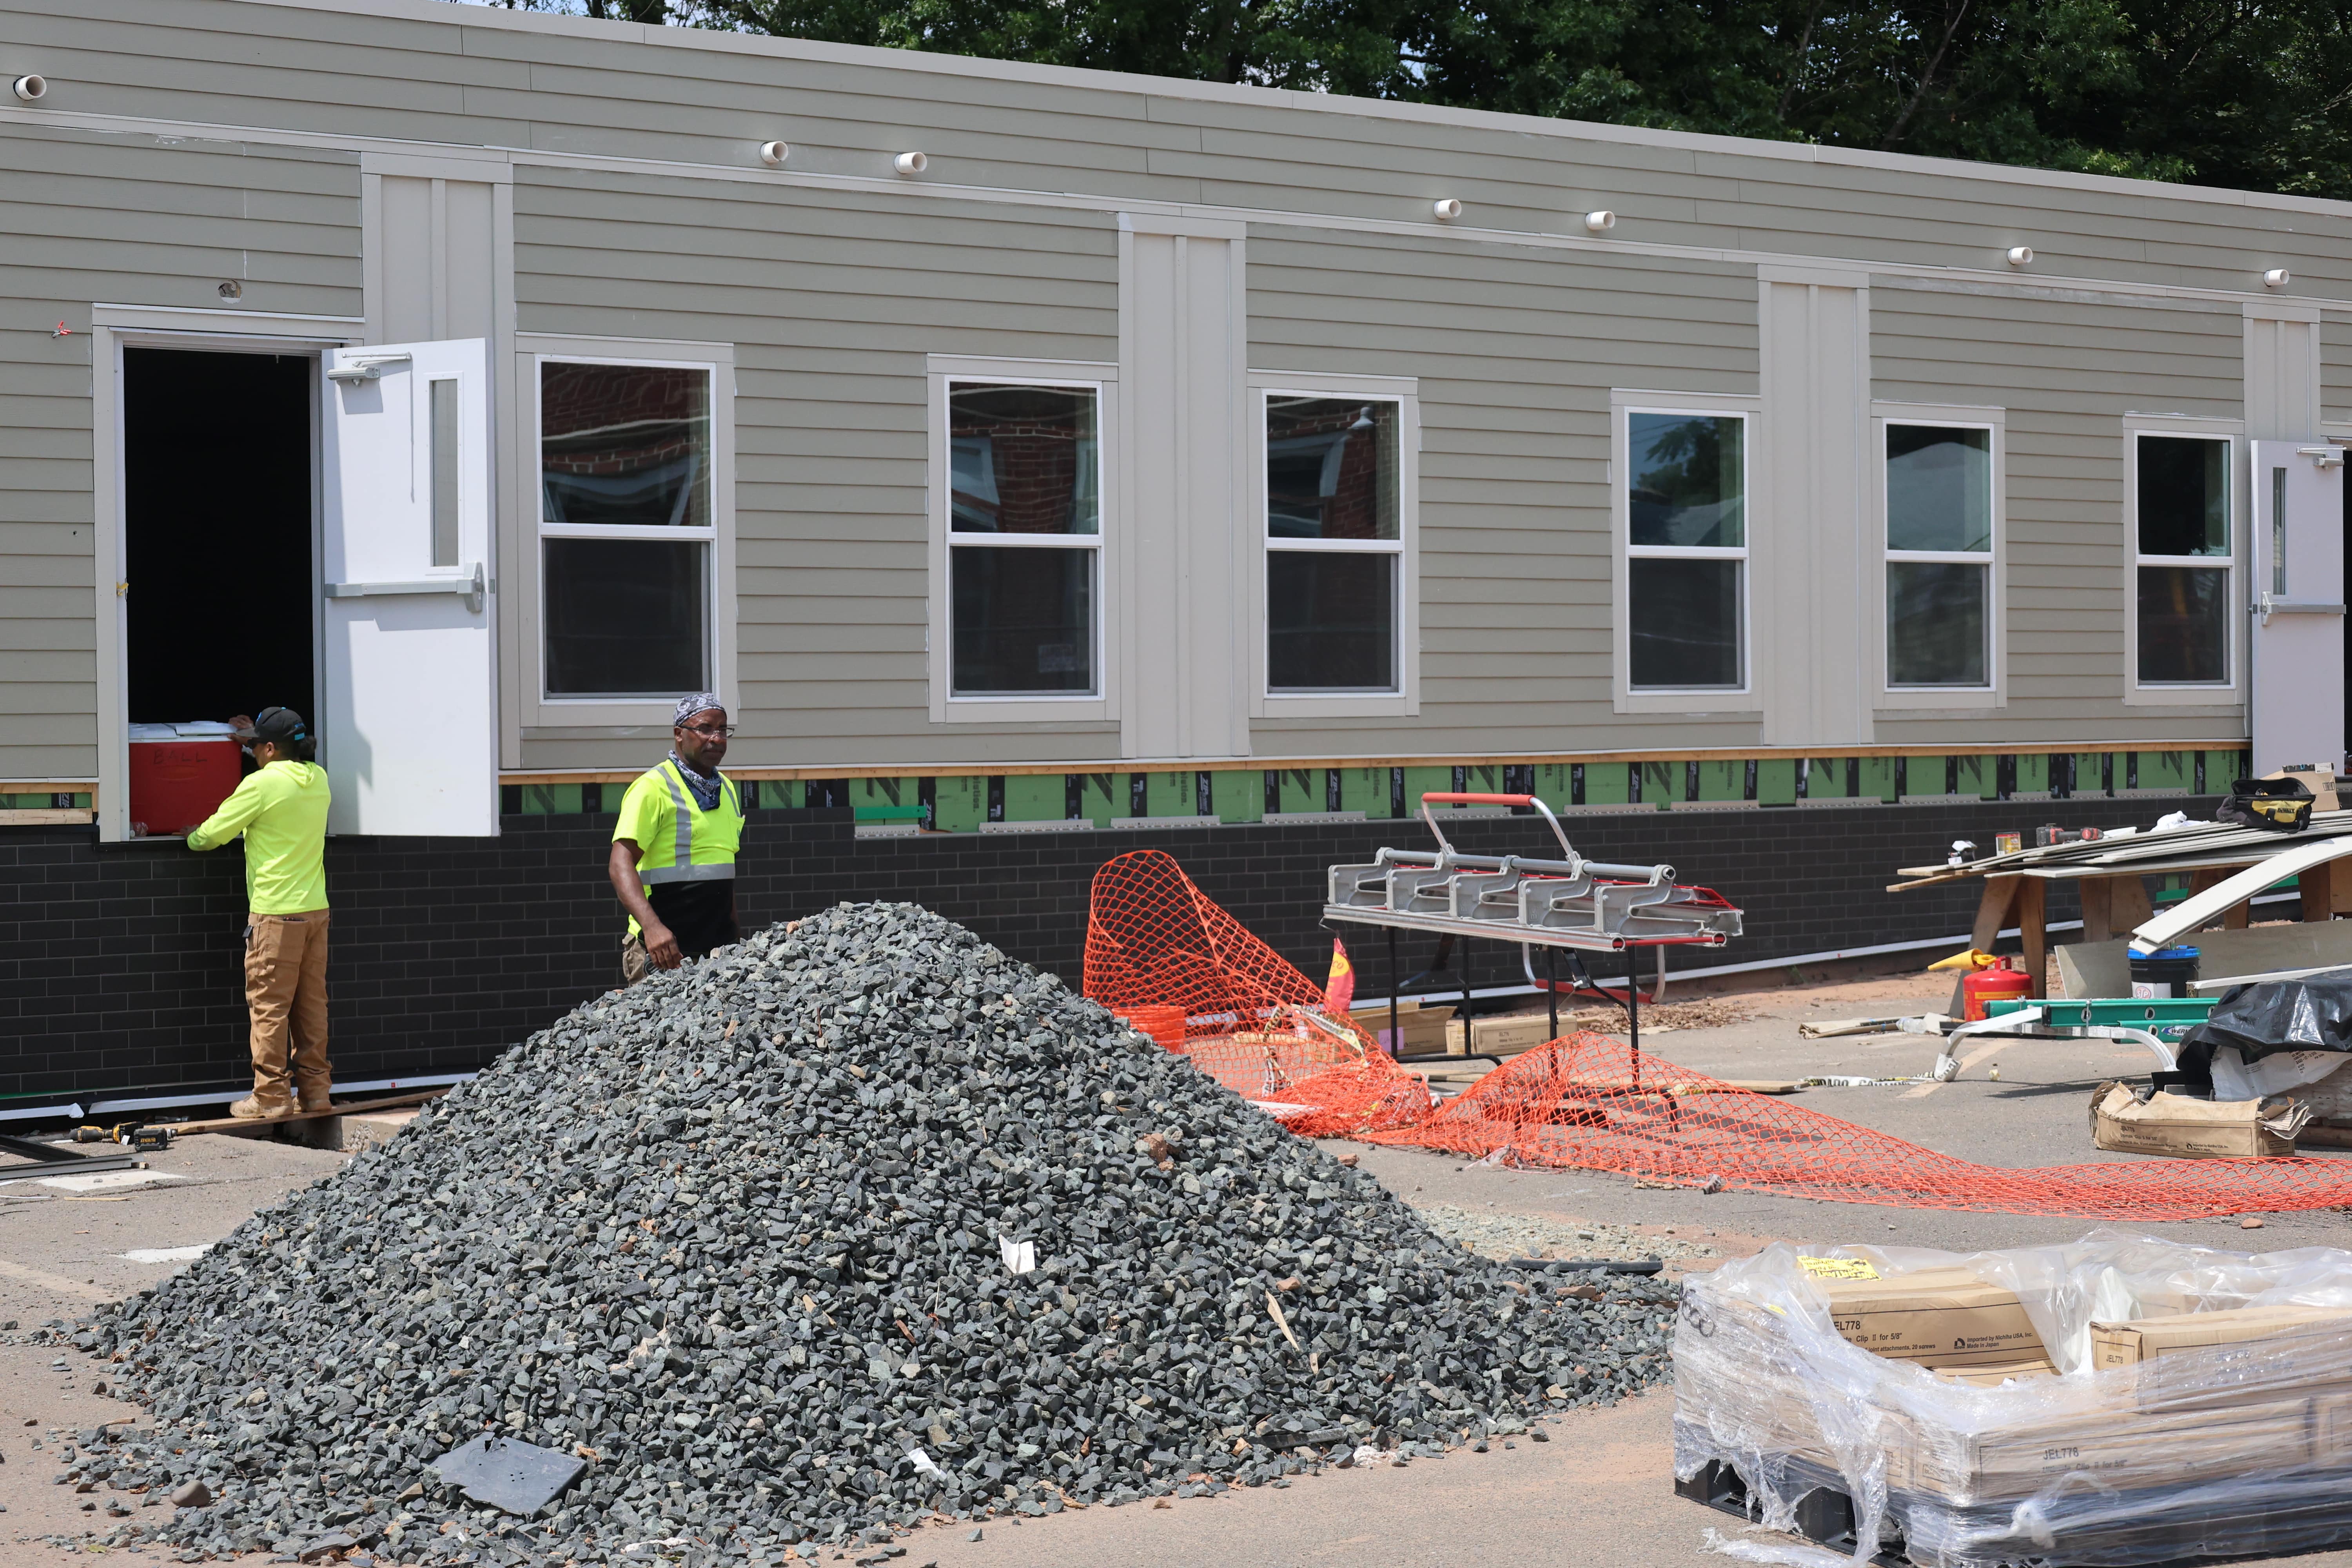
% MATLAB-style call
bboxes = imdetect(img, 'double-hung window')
[537,356,718,700]
[944,379,1102,699]
[2132,432,2233,688]
[1884,421,1995,690]
[1264,394,1405,694]
[1622,408,1748,691]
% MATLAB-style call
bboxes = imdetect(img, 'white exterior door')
[321,339,497,836]
[2249,439,2347,776]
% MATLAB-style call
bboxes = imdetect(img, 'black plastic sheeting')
[2180,971,2352,1068]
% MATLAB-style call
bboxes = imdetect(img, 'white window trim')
[1873,401,2005,713]
[513,333,737,731]
[1248,370,1421,719]
[926,355,1119,724]
[1611,389,1761,714]
[2122,414,2244,708]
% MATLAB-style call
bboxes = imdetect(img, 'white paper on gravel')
[39,1169,184,1193]
[998,1236,1036,1275]
[120,1245,210,1264]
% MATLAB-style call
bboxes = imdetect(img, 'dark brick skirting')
[0,796,2208,1102]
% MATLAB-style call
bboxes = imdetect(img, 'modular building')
[4,0,2350,1104]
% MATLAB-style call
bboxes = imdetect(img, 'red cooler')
[128,722,243,837]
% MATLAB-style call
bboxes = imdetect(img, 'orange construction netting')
[1083,849,1430,1138]
[1083,848,2352,1220]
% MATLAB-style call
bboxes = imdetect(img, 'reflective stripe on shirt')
[641,861,737,884]
[661,764,696,871]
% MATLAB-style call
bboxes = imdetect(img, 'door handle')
[2256,591,2346,624]
[325,561,486,613]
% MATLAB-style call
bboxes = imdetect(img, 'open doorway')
[123,348,316,727]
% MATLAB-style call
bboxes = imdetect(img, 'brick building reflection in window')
[948,382,1099,696]
[1266,396,1400,692]
[539,360,715,699]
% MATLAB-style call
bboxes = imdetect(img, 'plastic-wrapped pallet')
[1674,1232,2352,1566]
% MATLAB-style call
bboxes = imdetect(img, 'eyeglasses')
[681,723,737,739]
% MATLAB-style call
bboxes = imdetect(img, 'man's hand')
[609,838,680,968]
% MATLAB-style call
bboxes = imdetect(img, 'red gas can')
[1962,958,2035,1022]
[128,723,243,837]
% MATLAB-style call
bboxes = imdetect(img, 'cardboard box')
[1443,1013,1557,1058]
[2090,1303,2352,1369]
[1910,1398,2314,1503]
[1348,1000,1454,1055]
[2090,1083,2309,1158]
[1819,1266,2047,1366]
[2091,1303,2352,1411]
[2311,1392,2352,1463]
[1929,1356,2059,1387]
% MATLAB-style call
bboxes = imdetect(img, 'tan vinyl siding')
[0,119,358,779]
[2325,316,2352,423]
[1249,225,1759,756]
[1870,279,2245,745]
[511,169,1118,772]
[12,0,2350,776]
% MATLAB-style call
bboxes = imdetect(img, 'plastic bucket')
[2130,946,2201,1000]
[1114,1004,1188,1053]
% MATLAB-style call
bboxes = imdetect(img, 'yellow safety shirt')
[612,759,744,939]
[187,760,332,914]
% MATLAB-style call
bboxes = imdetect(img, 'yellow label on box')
[1799,1256,1879,1281]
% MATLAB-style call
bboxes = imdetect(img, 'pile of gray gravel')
[71,903,1673,1563]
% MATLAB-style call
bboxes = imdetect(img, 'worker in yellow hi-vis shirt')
[608,693,744,984]
[186,706,332,1118]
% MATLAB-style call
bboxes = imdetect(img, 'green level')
[1987,997,2215,1028]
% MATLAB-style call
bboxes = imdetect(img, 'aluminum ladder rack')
[1325,793,1743,953]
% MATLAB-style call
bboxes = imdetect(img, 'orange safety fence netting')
[1083,849,2352,1220]
[1084,849,1431,1138]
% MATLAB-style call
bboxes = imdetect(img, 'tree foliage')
[479,0,2352,198]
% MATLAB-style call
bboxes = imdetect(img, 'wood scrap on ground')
[1553,998,1760,1035]
[1798,1014,1952,1038]
[158,1088,448,1138]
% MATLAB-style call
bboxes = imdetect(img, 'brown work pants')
[245,910,330,1111]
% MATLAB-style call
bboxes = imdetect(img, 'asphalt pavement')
[7,976,2352,1566]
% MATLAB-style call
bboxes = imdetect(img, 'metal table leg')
[1386,926,1400,1058]
[1460,941,1474,1053]
[1628,955,1641,1089]
[1545,946,1559,1042]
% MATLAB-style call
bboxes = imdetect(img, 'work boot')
[299,1094,332,1114]
[229,1095,292,1120]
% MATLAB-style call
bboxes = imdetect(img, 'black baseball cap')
[232,707,309,744]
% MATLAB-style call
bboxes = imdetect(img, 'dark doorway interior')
[123,348,315,726]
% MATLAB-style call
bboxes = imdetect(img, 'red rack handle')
[1420,792,1532,807]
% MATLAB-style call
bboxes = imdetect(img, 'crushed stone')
[52,904,1676,1562]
